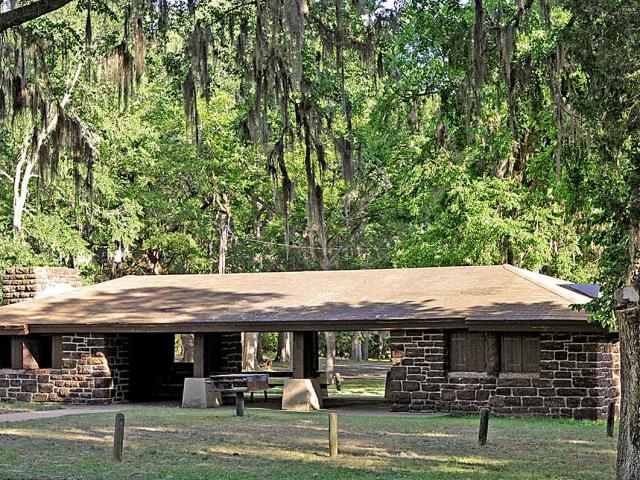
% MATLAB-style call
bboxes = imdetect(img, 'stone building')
[0,265,619,418]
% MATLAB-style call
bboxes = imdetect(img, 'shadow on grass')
[0,408,617,480]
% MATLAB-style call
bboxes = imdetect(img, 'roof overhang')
[0,265,605,335]
[20,316,609,334]
[0,324,28,335]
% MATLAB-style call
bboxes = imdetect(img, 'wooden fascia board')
[0,324,28,335]
[26,318,468,334]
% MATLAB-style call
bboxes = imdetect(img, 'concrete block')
[182,378,222,409]
[311,377,327,406]
[282,379,321,412]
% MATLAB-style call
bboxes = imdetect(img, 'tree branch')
[0,0,74,33]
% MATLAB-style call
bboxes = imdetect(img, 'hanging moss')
[182,68,199,144]
[85,0,92,47]
[188,21,213,101]
[471,0,484,116]
[110,40,134,108]
[134,17,145,85]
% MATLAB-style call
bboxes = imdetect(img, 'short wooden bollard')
[478,408,490,446]
[235,391,245,417]
[329,412,338,457]
[113,413,125,462]
[607,400,616,438]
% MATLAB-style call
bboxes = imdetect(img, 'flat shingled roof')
[0,264,602,334]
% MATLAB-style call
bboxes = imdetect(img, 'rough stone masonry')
[0,267,243,404]
[388,330,620,420]
[0,334,129,404]
[2,266,82,305]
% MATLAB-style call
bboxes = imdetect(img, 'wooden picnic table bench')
[239,371,330,401]
[208,373,270,416]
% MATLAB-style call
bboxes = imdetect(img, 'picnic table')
[208,373,269,416]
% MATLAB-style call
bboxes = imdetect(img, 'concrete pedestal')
[181,378,222,408]
[282,378,321,411]
[311,377,327,407]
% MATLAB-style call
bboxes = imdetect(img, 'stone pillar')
[0,333,130,404]
[284,331,321,411]
[291,332,318,379]
[194,332,243,378]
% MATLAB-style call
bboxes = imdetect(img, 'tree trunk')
[253,202,264,269]
[325,332,336,385]
[0,0,73,33]
[616,304,640,479]
[218,212,229,274]
[615,215,640,479]
[376,331,385,359]
[181,334,194,363]
[361,334,369,361]
[242,332,259,371]
[276,332,290,362]
[12,142,33,236]
[11,63,83,236]
[256,333,264,364]
[351,332,362,361]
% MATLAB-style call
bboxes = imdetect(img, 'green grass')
[0,401,62,414]
[328,378,385,396]
[264,377,385,397]
[0,405,616,479]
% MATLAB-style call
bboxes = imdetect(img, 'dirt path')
[0,405,123,423]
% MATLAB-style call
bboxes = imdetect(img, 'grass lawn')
[328,378,385,396]
[265,377,386,397]
[0,405,616,479]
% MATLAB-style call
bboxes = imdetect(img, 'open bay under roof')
[0,264,601,335]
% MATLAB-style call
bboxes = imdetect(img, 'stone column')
[283,331,321,411]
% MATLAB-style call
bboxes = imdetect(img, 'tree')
[556,1,640,477]
[10,63,94,236]
[0,0,74,33]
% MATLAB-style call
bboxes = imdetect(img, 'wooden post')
[478,408,490,446]
[485,333,500,377]
[10,337,23,369]
[292,332,306,379]
[607,400,616,438]
[113,413,125,462]
[329,412,338,457]
[193,333,205,378]
[51,335,63,369]
[306,332,319,376]
[235,392,245,417]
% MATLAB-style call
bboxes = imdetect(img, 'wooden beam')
[0,324,28,336]
[25,318,471,334]
[193,333,205,378]
[485,333,500,377]
[10,337,23,369]
[52,335,63,369]
[292,332,306,379]
[20,317,608,335]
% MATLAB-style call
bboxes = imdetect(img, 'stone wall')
[0,334,129,404]
[217,333,243,373]
[2,267,81,305]
[388,330,620,419]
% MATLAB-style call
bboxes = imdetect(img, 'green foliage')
[0,0,633,329]
[394,167,591,282]
[25,214,90,266]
